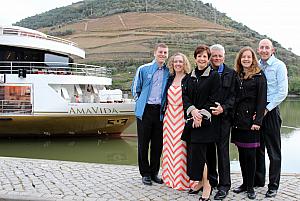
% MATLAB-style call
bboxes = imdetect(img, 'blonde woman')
[162,53,192,190]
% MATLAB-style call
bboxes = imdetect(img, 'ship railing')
[0,61,111,78]
[0,27,78,47]
[0,100,32,114]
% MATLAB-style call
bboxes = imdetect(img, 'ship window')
[4,51,16,60]
[75,84,83,95]
[45,54,69,67]
[60,87,70,100]
[0,84,32,114]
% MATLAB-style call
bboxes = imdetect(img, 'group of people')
[131,39,288,200]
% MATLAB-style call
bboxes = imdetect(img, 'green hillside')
[14,0,300,94]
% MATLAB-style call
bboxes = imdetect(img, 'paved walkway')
[0,157,299,201]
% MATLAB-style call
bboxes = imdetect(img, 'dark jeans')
[255,107,282,190]
[207,119,231,191]
[136,104,163,177]
[238,147,256,191]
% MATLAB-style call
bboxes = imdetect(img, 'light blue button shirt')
[259,55,288,111]
[147,67,164,104]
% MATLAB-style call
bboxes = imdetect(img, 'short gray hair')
[210,44,225,54]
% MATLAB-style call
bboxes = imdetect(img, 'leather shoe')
[247,190,256,200]
[233,185,246,194]
[151,175,163,184]
[188,187,203,194]
[199,197,210,201]
[214,189,228,200]
[265,189,277,198]
[142,176,152,185]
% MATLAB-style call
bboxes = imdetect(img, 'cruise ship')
[0,26,135,136]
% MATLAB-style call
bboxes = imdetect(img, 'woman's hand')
[251,124,261,131]
[191,109,201,120]
[191,109,202,128]
[192,117,202,128]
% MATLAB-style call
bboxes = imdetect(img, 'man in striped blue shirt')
[131,43,169,186]
[255,39,288,198]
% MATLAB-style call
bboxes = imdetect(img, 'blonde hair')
[234,46,261,79]
[167,52,191,75]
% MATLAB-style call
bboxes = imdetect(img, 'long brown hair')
[234,46,261,79]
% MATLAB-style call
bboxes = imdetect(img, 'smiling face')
[210,49,225,68]
[241,50,253,70]
[257,39,275,61]
[173,55,184,74]
[154,46,168,67]
[195,51,209,69]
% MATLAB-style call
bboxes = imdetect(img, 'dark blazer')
[211,64,237,140]
[233,70,267,130]
[182,66,220,143]
[217,64,237,120]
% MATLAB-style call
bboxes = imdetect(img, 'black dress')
[182,66,220,181]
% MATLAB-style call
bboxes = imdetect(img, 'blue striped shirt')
[147,67,164,104]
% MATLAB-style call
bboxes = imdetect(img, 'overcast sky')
[202,0,300,56]
[0,0,299,55]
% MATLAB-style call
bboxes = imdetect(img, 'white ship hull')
[0,26,136,136]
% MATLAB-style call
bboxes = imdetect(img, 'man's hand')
[251,124,261,131]
[210,102,223,116]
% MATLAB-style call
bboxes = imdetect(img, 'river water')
[0,98,299,173]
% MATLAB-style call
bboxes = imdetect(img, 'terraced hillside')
[15,0,296,93]
[38,11,286,90]
[41,12,231,63]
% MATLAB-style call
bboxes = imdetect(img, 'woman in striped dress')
[162,52,192,190]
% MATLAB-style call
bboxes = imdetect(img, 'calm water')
[0,98,299,173]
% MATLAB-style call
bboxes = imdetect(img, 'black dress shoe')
[151,175,163,184]
[188,187,203,194]
[247,190,256,200]
[142,176,152,185]
[199,197,210,201]
[265,189,277,198]
[233,185,247,194]
[214,189,228,200]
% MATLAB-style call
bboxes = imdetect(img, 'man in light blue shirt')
[255,39,288,198]
[131,43,169,186]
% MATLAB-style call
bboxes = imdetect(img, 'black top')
[182,66,221,143]
[232,70,267,130]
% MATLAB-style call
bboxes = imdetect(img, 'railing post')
[10,62,13,74]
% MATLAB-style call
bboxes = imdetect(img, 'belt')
[146,104,161,109]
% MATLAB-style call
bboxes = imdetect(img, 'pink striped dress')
[162,85,194,190]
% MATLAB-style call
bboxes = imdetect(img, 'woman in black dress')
[231,46,267,199]
[183,45,220,201]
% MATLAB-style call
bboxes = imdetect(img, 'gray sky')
[0,0,299,55]
[202,0,300,56]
